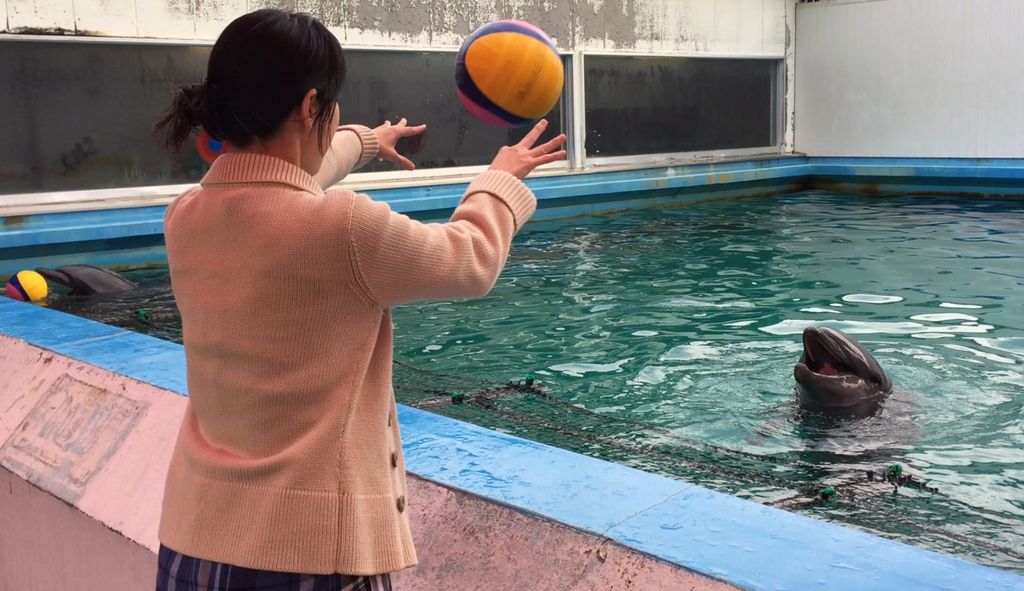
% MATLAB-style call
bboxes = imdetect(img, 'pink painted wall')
[0,467,158,590]
[0,335,735,590]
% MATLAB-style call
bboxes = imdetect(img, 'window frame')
[0,34,785,214]
[578,50,786,168]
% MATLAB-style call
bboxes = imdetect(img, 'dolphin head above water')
[794,326,893,417]
[35,264,136,296]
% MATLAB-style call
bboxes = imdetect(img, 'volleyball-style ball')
[5,270,48,302]
[455,20,564,127]
[197,127,228,164]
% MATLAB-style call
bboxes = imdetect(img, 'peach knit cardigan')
[159,125,536,575]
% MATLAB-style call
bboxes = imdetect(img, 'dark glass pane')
[584,56,777,157]
[0,42,566,194]
[0,41,211,194]
[339,50,564,172]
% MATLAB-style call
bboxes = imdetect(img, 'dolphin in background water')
[794,326,893,418]
[35,264,136,296]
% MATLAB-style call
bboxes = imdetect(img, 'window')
[583,56,779,158]
[0,40,567,195]
[0,41,210,194]
[339,50,566,173]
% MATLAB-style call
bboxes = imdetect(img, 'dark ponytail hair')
[156,9,345,153]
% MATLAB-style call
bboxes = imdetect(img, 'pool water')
[47,190,1024,571]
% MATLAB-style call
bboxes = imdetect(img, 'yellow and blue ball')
[5,270,48,302]
[455,20,564,127]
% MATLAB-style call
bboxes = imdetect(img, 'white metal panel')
[75,0,137,37]
[735,0,765,54]
[2,1,9,32]
[194,0,245,40]
[7,0,74,32]
[782,0,795,152]
[2,0,790,56]
[136,0,195,39]
[340,0,433,48]
[684,0,716,52]
[712,0,742,52]
[762,0,787,55]
[796,0,1024,157]
[576,0,785,55]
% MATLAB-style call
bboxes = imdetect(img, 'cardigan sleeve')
[314,125,380,189]
[344,169,537,308]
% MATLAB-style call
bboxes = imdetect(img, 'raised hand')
[489,119,567,179]
[373,118,427,171]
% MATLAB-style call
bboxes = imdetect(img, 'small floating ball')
[455,20,564,127]
[6,270,48,302]
[196,127,228,164]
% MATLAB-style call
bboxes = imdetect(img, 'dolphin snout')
[794,363,813,383]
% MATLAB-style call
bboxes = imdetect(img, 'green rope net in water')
[392,361,1024,567]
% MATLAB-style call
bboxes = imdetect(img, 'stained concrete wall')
[3,0,788,55]
[795,0,1024,157]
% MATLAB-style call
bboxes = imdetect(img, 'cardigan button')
[397,495,406,512]
[391,452,398,468]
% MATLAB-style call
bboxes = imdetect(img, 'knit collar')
[201,153,324,196]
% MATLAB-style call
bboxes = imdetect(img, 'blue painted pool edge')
[7,155,1024,266]
[1,295,1021,591]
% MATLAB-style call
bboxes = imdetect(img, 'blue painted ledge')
[2,295,1022,591]
[7,155,1024,257]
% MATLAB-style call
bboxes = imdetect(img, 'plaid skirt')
[156,545,393,591]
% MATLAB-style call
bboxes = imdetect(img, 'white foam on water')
[987,370,1024,388]
[549,358,633,377]
[972,337,1024,359]
[423,345,443,352]
[842,293,905,304]
[759,319,994,336]
[911,333,957,339]
[910,313,979,322]
[724,320,757,327]
[664,297,755,309]
[632,365,676,385]
[943,344,1017,364]
[590,303,618,312]
[721,244,770,252]
[830,303,844,307]
[940,302,983,309]
[661,341,720,361]
[632,330,659,337]
[800,307,842,314]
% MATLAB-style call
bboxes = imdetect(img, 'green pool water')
[51,190,1024,571]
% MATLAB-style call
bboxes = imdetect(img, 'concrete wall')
[795,0,1024,157]
[0,332,737,590]
[2,0,788,55]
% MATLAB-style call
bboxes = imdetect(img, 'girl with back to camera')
[154,8,565,590]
